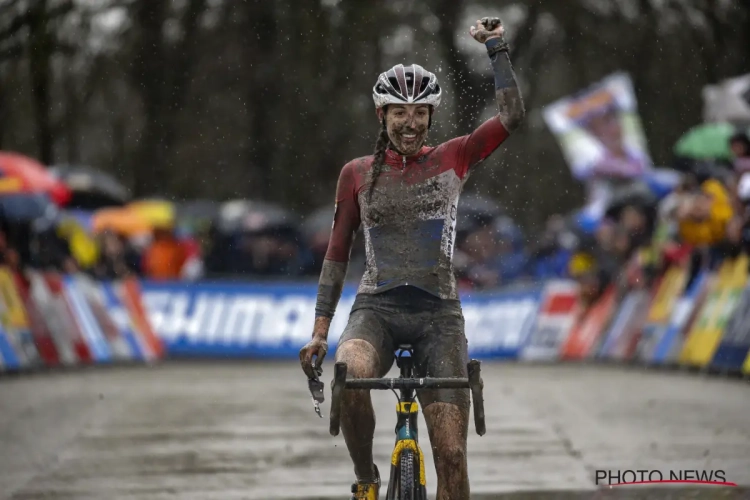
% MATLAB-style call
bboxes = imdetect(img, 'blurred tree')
[0,0,748,230]
[128,0,207,195]
[1,0,74,163]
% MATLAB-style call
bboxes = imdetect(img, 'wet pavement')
[0,362,748,500]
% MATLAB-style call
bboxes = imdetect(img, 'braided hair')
[367,116,391,202]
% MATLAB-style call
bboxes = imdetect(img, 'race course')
[1,362,749,500]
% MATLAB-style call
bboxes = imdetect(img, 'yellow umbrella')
[92,207,152,236]
[127,199,175,228]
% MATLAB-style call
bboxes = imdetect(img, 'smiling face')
[378,104,430,156]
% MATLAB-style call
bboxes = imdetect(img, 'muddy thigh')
[412,306,470,412]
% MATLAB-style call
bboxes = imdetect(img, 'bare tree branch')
[0,41,22,62]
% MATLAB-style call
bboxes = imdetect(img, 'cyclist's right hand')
[299,335,328,379]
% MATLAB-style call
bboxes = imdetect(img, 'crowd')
[1,128,749,294]
[565,130,750,307]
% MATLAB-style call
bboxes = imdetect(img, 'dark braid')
[367,118,390,202]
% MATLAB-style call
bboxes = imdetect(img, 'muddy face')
[383,104,430,156]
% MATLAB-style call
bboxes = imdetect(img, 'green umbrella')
[673,122,736,160]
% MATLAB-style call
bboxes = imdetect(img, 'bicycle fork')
[386,399,428,499]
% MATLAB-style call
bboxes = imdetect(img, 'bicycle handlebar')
[344,377,472,390]
[328,360,486,438]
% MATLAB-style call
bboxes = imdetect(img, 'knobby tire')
[398,449,416,500]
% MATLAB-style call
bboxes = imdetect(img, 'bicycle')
[307,343,486,500]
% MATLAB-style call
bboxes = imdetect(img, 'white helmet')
[372,64,442,109]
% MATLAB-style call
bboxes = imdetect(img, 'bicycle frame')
[384,348,428,499]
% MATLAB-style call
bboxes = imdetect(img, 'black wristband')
[485,37,509,57]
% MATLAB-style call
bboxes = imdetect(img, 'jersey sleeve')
[442,116,510,180]
[324,162,362,262]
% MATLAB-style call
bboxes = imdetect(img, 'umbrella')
[127,199,175,228]
[301,205,335,240]
[218,199,298,234]
[176,199,219,232]
[604,181,658,220]
[61,209,95,234]
[177,199,219,220]
[673,122,740,161]
[0,193,58,223]
[0,151,71,205]
[242,203,298,234]
[92,207,152,236]
[49,164,130,209]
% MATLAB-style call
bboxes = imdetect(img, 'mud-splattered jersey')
[326,116,510,300]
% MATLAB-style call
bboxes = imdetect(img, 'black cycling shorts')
[337,285,470,411]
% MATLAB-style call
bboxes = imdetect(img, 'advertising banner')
[636,266,689,362]
[662,272,712,365]
[647,266,689,325]
[710,283,750,372]
[27,272,79,366]
[14,273,61,367]
[520,280,579,361]
[561,286,618,360]
[42,274,92,363]
[0,267,41,368]
[597,289,651,361]
[62,276,112,363]
[121,278,164,361]
[140,282,543,359]
[100,282,146,362]
[0,322,21,370]
[679,256,748,367]
[73,275,134,361]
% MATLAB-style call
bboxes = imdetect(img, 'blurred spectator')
[673,174,735,286]
[567,251,607,308]
[730,130,750,173]
[203,224,232,276]
[676,177,733,249]
[455,224,501,289]
[229,227,310,277]
[28,225,76,272]
[528,214,575,281]
[175,229,204,281]
[93,230,140,279]
[307,228,331,275]
[142,226,187,280]
[0,230,21,271]
[491,216,528,284]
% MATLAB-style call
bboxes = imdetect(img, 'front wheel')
[398,449,416,500]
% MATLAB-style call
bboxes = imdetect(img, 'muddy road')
[1,362,748,500]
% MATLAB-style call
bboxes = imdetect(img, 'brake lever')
[307,366,325,418]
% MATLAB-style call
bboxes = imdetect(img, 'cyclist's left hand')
[469,17,505,44]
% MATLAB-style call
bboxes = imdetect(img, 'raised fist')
[469,17,504,44]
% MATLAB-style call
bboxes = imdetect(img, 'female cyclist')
[300,16,525,500]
